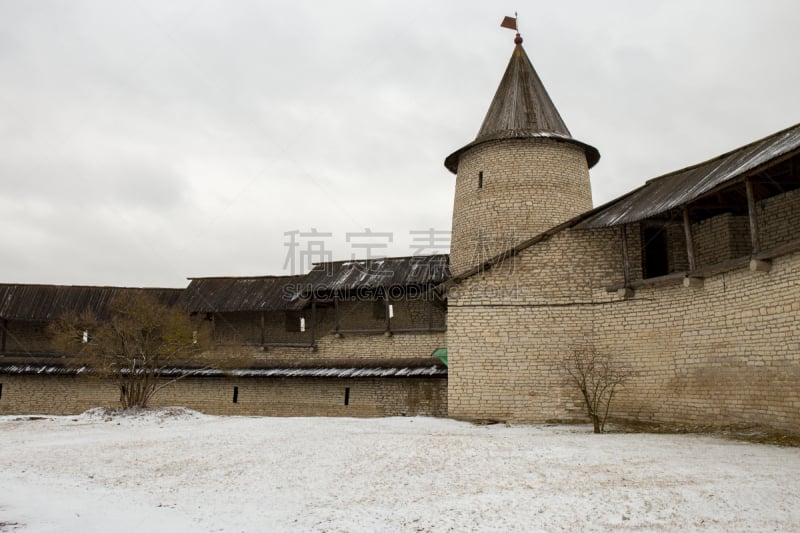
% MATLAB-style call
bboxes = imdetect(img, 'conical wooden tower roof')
[445,34,599,173]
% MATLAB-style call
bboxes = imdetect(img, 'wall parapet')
[605,237,800,293]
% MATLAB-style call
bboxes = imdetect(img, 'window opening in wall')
[285,311,302,332]
[0,383,3,400]
[344,387,350,406]
[299,317,306,332]
[642,226,669,278]
[232,386,239,404]
[478,171,484,189]
[372,300,386,320]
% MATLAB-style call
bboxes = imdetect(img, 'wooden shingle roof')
[0,284,183,321]
[183,275,307,313]
[186,255,450,311]
[577,123,800,228]
[300,255,450,295]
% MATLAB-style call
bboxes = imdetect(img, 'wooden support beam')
[745,178,761,254]
[761,169,787,194]
[334,328,387,335]
[333,296,341,336]
[426,297,434,332]
[384,295,392,335]
[334,327,448,335]
[620,225,631,287]
[756,236,800,260]
[310,300,317,345]
[683,207,696,272]
[259,312,265,346]
[261,342,316,349]
[690,201,748,211]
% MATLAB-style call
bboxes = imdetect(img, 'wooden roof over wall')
[183,275,307,313]
[577,123,800,229]
[0,284,183,322]
[0,255,451,320]
[186,255,450,312]
[300,254,450,295]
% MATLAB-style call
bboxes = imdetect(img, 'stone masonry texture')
[449,138,592,276]
[0,375,447,417]
[447,223,800,435]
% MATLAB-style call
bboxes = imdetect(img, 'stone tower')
[445,33,600,275]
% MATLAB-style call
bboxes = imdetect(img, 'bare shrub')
[50,293,213,409]
[564,346,632,433]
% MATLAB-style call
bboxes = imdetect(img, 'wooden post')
[1,319,6,353]
[683,206,696,272]
[426,296,434,332]
[745,178,761,254]
[384,294,391,334]
[334,295,340,334]
[260,312,265,345]
[620,225,631,287]
[310,300,317,345]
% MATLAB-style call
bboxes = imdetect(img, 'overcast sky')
[1,1,799,287]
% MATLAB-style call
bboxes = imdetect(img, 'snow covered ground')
[1,410,798,532]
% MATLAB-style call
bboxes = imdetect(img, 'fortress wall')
[596,250,800,434]
[0,374,447,417]
[447,225,800,435]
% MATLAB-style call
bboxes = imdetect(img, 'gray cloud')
[1,0,798,286]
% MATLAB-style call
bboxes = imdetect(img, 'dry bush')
[564,346,632,433]
[50,293,213,409]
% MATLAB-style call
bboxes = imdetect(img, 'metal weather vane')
[500,12,522,44]
[500,12,518,31]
